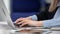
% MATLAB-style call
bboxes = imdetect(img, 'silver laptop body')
[0,0,19,30]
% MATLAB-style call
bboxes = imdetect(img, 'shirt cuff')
[42,18,60,28]
[42,20,52,28]
[30,15,38,21]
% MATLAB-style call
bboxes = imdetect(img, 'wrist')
[26,16,32,20]
[37,21,43,27]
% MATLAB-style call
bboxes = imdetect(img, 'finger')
[17,22,23,24]
[16,18,27,23]
[15,18,23,23]
[15,21,25,27]
[20,23,27,27]
[17,20,26,24]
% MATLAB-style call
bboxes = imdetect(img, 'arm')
[49,0,58,12]
[25,7,60,28]
[39,7,60,28]
[42,18,60,28]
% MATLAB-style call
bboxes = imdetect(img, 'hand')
[16,19,43,27]
[15,16,32,23]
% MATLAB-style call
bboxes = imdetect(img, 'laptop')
[1,7,44,30]
[0,0,24,30]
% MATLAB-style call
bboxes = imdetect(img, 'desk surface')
[0,22,60,34]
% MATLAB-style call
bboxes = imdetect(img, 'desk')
[0,22,41,34]
[0,22,60,34]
